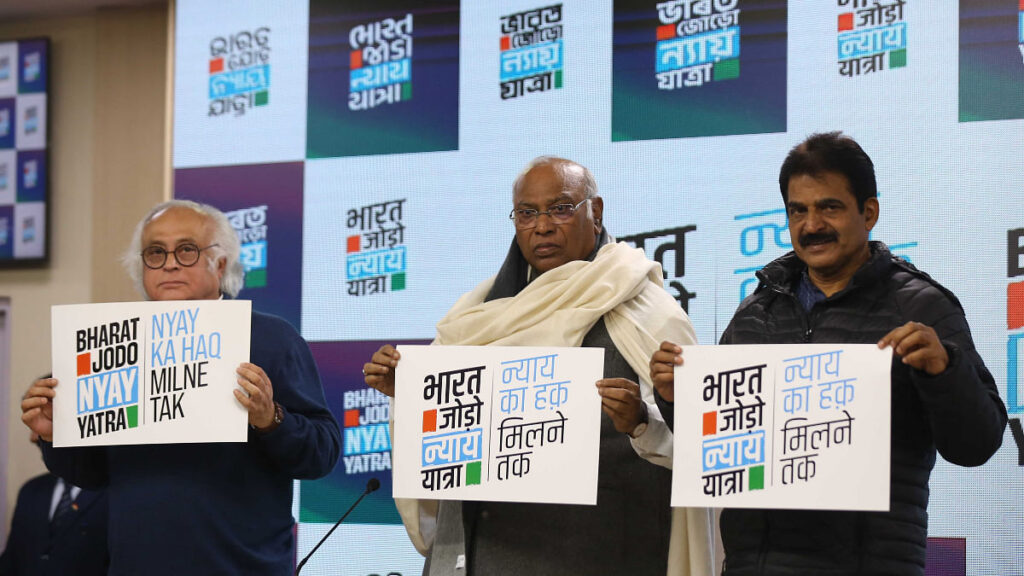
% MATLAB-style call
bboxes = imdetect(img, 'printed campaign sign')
[51,300,252,447]
[393,345,603,504]
[672,344,891,510]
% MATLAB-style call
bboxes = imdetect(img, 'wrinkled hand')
[596,378,645,435]
[22,377,58,443]
[878,321,949,376]
[364,345,400,398]
[649,340,683,402]
[234,362,276,429]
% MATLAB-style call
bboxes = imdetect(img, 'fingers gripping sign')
[877,321,949,376]
[596,378,647,436]
[649,340,684,402]
[364,344,400,397]
[234,362,278,430]
[21,377,59,443]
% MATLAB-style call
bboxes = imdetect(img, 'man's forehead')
[787,172,855,201]
[514,164,583,204]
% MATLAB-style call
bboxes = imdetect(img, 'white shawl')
[395,242,714,576]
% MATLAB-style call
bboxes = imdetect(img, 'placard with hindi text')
[672,344,891,510]
[393,345,603,504]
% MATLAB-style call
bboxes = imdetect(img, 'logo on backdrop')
[733,208,791,302]
[620,225,697,312]
[20,215,35,243]
[837,0,907,78]
[22,160,37,191]
[226,205,268,289]
[22,51,40,82]
[74,317,141,438]
[654,0,741,90]
[1007,227,1024,465]
[0,214,9,249]
[346,199,406,297]
[343,388,392,474]
[23,105,38,135]
[348,14,414,111]
[730,207,918,303]
[208,27,271,117]
[499,4,564,100]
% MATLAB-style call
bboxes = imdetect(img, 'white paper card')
[672,344,891,511]
[51,300,251,447]
[393,345,604,505]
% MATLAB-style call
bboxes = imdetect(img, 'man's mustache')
[799,232,838,247]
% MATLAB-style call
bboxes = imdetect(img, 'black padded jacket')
[714,242,1007,576]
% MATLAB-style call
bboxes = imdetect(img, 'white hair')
[513,156,599,203]
[122,200,245,299]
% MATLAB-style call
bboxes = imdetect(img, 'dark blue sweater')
[42,311,341,576]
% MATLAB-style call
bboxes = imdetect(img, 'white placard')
[393,345,604,505]
[672,344,891,511]
[51,300,252,447]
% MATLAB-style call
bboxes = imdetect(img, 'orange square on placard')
[656,24,676,41]
[76,353,91,376]
[209,58,224,74]
[347,235,361,253]
[500,36,511,51]
[350,50,363,69]
[1008,281,1024,330]
[422,410,437,432]
[838,13,854,31]
[344,409,360,427]
[702,411,717,436]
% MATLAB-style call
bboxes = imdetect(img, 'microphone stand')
[295,478,381,575]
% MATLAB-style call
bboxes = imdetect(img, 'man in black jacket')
[650,132,1007,576]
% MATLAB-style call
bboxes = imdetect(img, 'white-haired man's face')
[140,207,225,301]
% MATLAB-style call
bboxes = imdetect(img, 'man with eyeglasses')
[364,157,713,576]
[650,133,1007,576]
[21,200,341,575]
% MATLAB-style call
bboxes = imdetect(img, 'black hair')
[778,131,877,212]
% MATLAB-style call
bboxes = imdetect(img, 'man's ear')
[591,196,604,233]
[863,197,879,232]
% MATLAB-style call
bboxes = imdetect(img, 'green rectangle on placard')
[254,90,269,106]
[466,461,481,485]
[401,82,413,100]
[749,465,764,490]
[126,405,138,428]
[555,69,563,88]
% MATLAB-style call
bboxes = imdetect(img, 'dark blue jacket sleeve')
[248,313,341,479]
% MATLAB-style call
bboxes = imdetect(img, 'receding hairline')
[513,157,594,199]
[141,205,218,244]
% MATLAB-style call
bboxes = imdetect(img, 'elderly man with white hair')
[21,200,341,576]
[364,157,713,576]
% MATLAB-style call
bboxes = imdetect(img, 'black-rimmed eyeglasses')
[509,198,589,229]
[141,243,219,269]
